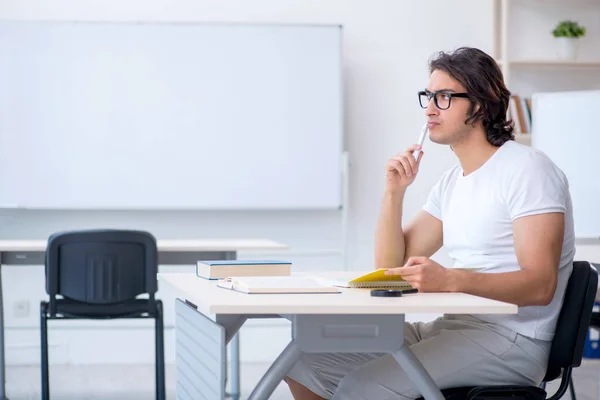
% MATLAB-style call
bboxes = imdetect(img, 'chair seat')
[46,298,154,319]
[415,385,546,400]
[414,386,472,400]
[465,385,546,400]
[440,386,473,400]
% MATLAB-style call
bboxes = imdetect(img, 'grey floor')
[5,360,600,399]
[6,362,291,400]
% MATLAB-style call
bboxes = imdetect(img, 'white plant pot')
[556,37,580,60]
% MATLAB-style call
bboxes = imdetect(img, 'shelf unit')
[499,59,600,68]
[493,0,600,145]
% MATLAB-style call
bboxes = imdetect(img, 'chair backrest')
[45,229,158,305]
[544,260,598,380]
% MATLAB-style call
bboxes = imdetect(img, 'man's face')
[422,69,474,146]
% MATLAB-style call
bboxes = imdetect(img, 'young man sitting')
[284,47,575,400]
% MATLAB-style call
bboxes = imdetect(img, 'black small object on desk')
[370,288,418,297]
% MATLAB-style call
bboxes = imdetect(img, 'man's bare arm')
[374,189,443,270]
[374,142,443,270]
[402,210,443,265]
[449,212,564,307]
[374,190,406,270]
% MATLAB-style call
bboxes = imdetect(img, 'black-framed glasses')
[418,90,469,110]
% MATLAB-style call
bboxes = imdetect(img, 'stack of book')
[195,259,292,280]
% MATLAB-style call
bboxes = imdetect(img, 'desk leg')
[230,333,240,400]
[247,341,301,400]
[0,263,7,400]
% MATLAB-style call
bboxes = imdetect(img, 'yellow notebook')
[333,269,413,289]
[348,268,412,288]
[332,267,482,289]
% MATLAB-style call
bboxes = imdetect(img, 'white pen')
[412,123,428,161]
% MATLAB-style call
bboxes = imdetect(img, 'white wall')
[1,0,598,369]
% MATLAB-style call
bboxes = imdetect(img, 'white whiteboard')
[531,90,600,238]
[0,21,343,210]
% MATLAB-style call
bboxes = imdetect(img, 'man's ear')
[466,101,480,117]
[466,102,482,127]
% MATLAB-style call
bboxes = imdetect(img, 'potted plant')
[552,20,586,60]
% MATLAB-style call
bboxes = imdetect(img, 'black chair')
[578,275,600,400]
[416,260,598,400]
[40,229,166,400]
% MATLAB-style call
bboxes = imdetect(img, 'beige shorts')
[286,314,550,400]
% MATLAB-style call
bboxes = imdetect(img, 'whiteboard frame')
[0,20,346,211]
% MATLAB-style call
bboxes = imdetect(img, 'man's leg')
[285,351,386,399]
[332,316,550,400]
[284,376,326,400]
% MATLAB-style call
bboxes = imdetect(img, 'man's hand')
[384,256,455,292]
[385,144,423,193]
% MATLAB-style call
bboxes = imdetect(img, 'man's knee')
[335,374,414,400]
[334,373,368,400]
[284,376,303,390]
[334,366,415,400]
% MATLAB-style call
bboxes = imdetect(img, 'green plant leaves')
[552,20,586,38]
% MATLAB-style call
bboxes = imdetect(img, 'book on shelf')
[508,94,533,135]
[525,98,532,129]
[196,259,292,280]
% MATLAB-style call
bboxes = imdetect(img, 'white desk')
[158,272,518,400]
[0,239,287,400]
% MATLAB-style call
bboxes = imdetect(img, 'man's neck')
[452,129,500,176]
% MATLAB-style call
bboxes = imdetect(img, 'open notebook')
[329,267,483,289]
[217,276,341,294]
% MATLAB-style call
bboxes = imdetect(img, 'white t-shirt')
[423,140,575,341]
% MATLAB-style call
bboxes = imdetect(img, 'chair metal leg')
[569,376,576,400]
[230,333,240,400]
[40,302,50,400]
[224,352,229,398]
[155,301,166,400]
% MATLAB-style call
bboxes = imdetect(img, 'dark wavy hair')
[429,47,514,146]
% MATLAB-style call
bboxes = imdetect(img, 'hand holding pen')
[384,123,428,193]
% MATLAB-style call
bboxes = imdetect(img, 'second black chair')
[40,229,165,400]
[416,260,598,400]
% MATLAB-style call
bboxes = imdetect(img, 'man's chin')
[429,134,450,145]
